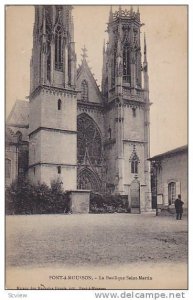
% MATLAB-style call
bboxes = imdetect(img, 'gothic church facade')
[6,5,152,211]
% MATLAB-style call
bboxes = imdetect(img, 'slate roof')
[149,145,188,161]
[7,100,29,127]
[6,100,29,143]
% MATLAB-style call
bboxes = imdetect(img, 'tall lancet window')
[129,146,140,174]
[135,51,139,87]
[45,6,52,81]
[131,159,138,174]
[123,44,131,85]
[5,158,11,179]
[81,80,88,101]
[55,25,63,71]
[111,47,117,87]
[46,31,51,81]
[68,48,71,85]
[47,40,51,81]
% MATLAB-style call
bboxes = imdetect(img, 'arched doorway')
[77,168,100,192]
[130,179,140,213]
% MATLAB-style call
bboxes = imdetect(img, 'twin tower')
[29,5,152,211]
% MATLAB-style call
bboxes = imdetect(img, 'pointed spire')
[103,39,106,54]
[144,33,147,63]
[119,5,122,15]
[70,15,74,42]
[81,45,88,61]
[106,41,109,54]
[43,7,46,34]
[109,6,113,23]
[136,6,140,21]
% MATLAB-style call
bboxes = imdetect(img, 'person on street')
[175,194,184,220]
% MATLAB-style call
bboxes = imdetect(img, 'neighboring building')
[5,100,29,187]
[149,145,188,209]
[6,5,152,211]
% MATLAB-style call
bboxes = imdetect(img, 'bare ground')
[5,213,188,289]
[6,213,188,268]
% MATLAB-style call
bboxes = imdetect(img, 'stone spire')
[42,6,46,35]
[144,33,147,64]
[109,6,113,23]
[143,33,149,91]
[81,45,88,62]
[119,5,122,15]
[103,39,106,54]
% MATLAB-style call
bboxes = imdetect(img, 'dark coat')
[175,198,184,213]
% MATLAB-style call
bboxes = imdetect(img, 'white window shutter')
[163,183,168,205]
[157,194,163,205]
[176,181,181,197]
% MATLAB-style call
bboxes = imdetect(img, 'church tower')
[29,5,78,188]
[102,6,151,211]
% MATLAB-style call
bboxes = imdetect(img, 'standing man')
[175,194,184,220]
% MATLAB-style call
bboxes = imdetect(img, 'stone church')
[6,5,152,211]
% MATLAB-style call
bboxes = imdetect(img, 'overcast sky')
[6,5,187,156]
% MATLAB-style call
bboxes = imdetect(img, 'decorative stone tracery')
[77,168,100,192]
[129,145,140,174]
[77,113,103,192]
[77,113,102,165]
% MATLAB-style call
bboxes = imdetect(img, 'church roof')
[5,127,16,144]
[149,145,188,161]
[6,100,29,143]
[77,50,103,103]
[7,100,29,127]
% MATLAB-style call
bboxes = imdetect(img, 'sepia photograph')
[5,4,188,291]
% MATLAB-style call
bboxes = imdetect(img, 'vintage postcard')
[5,5,188,291]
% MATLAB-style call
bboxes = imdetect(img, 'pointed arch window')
[133,30,138,44]
[45,6,52,23]
[135,51,140,87]
[68,49,71,86]
[111,46,117,87]
[81,80,88,101]
[123,44,131,85]
[5,158,11,178]
[45,8,52,81]
[129,147,140,174]
[47,40,51,81]
[131,159,138,174]
[55,25,63,71]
